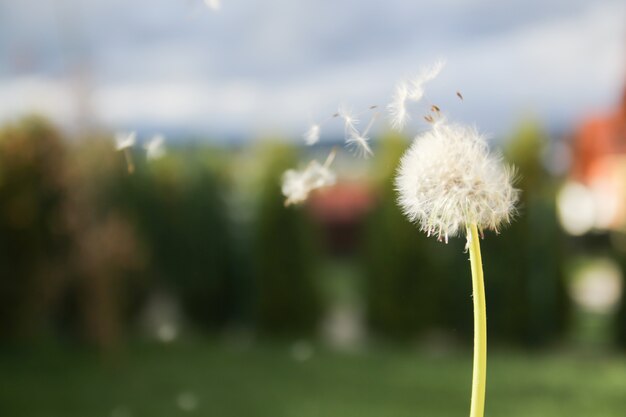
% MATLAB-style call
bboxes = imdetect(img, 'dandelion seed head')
[282,159,336,206]
[395,122,518,240]
[144,134,166,160]
[303,124,320,146]
[115,131,136,151]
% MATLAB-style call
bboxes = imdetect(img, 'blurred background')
[1,1,626,416]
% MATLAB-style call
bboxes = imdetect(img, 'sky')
[0,0,625,141]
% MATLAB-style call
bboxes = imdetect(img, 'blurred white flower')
[204,0,220,11]
[144,134,166,160]
[303,124,320,146]
[282,150,336,206]
[395,122,517,241]
[115,131,136,151]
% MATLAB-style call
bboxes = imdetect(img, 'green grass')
[1,340,626,417]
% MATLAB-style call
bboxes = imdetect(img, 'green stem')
[467,223,487,417]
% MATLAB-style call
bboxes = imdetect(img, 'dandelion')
[145,134,166,160]
[303,124,321,146]
[396,121,517,240]
[395,120,517,417]
[282,149,336,206]
[115,131,136,174]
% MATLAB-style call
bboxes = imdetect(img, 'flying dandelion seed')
[388,81,410,130]
[204,0,220,11]
[388,61,445,131]
[115,131,136,174]
[144,134,166,160]
[337,105,359,135]
[408,59,445,102]
[282,149,336,206]
[346,130,374,158]
[346,113,378,158]
[115,131,136,151]
[303,124,320,146]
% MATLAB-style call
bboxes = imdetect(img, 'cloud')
[0,0,624,139]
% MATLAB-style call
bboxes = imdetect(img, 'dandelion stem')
[467,223,486,417]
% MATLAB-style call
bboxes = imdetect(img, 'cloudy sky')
[0,0,625,141]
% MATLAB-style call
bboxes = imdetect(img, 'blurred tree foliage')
[0,117,72,341]
[481,121,570,346]
[252,144,322,336]
[613,249,626,349]
[361,133,471,342]
[111,148,245,331]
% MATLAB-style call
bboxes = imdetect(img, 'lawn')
[1,340,625,417]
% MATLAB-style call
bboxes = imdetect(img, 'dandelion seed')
[303,124,321,146]
[395,121,518,240]
[115,131,136,174]
[408,59,445,102]
[346,113,377,158]
[144,134,166,160]
[431,105,441,113]
[115,131,136,151]
[388,81,409,130]
[337,105,359,135]
[204,0,220,11]
[282,149,337,206]
[457,91,464,101]
[346,130,374,158]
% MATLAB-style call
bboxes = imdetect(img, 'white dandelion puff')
[303,124,321,146]
[388,81,409,131]
[204,0,220,11]
[395,121,517,241]
[408,59,445,102]
[144,134,166,160]
[282,150,337,206]
[115,131,136,151]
